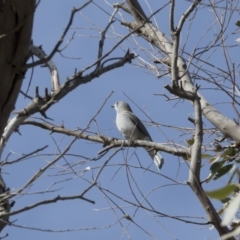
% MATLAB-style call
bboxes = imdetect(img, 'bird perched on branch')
[112,101,164,170]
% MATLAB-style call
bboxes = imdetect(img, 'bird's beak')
[111,105,114,108]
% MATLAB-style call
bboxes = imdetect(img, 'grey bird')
[112,101,164,170]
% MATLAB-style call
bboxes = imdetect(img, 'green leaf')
[201,154,212,159]
[186,138,194,146]
[209,154,221,163]
[221,197,231,204]
[228,167,237,184]
[236,21,240,27]
[206,160,224,183]
[235,158,240,163]
[222,147,236,158]
[218,201,230,216]
[213,164,233,180]
[205,184,238,200]
[210,161,224,171]
[214,143,223,152]
[221,192,240,227]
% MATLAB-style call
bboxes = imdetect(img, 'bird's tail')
[145,148,164,170]
[153,153,164,170]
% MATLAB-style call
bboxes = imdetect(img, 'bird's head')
[112,101,133,113]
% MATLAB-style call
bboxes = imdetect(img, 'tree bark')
[0,0,35,232]
[0,0,35,139]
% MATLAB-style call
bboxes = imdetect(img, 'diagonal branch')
[123,0,240,142]
[0,51,135,159]
[1,193,95,218]
[0,146,122,219]
[30,45,60,92]
[6,137,77,200]
[188,92,234,238]
[125,0,151,23]
[24,0,93,70]
[165,83,234,238]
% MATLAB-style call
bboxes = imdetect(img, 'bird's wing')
[127,112,153,141]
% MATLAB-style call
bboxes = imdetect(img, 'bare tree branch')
[0,0,35,231]
[188,91,234,238]
[121,1,237,238]
[0,51,134,159]
[1,145,48,166]
[0,0,35,139]
[125,0,151,23]
[123,0,240,143]
[29,45,60,92]
[21,120,189,157]
[24,0,93,70]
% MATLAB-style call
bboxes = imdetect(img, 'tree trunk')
[0,0,35,232]
[0,0,35,139]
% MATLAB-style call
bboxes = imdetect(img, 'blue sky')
[1,1,239,239]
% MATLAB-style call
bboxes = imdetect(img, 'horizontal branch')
[1,193,94,218]
[22,120,189,157]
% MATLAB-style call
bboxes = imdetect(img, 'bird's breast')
[116,114,137,140]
